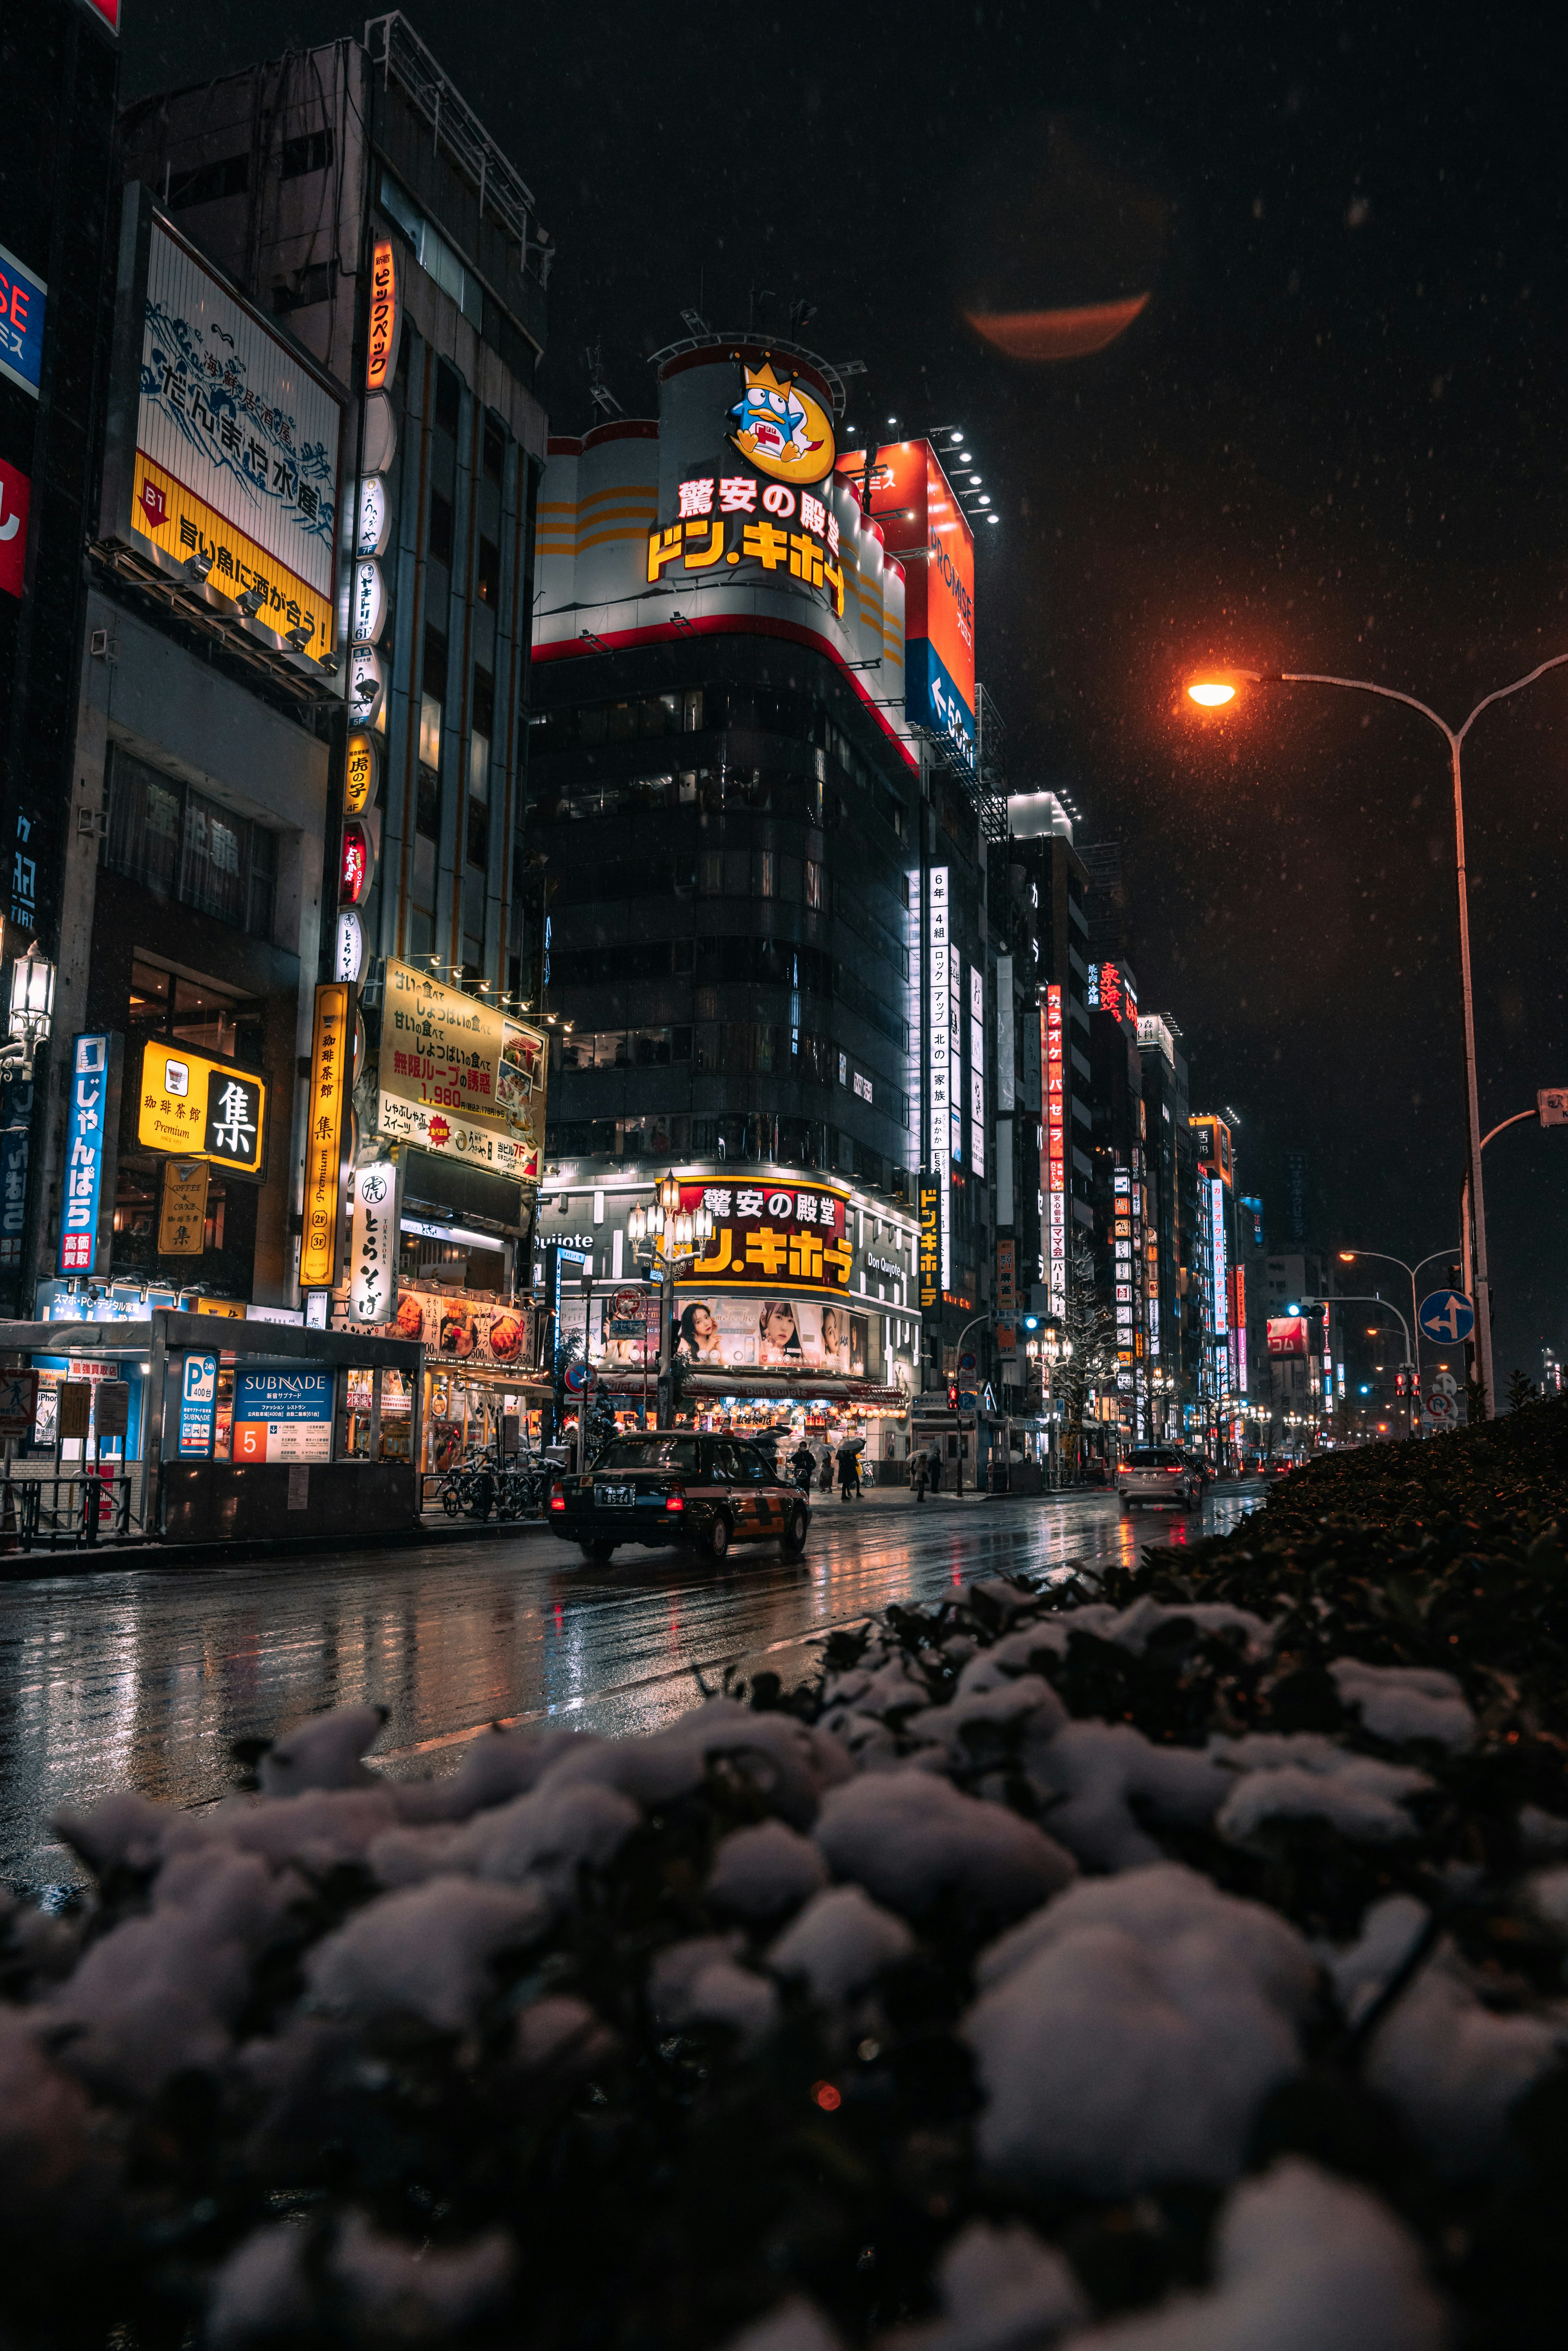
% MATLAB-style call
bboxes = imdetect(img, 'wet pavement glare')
[0,1480,1270,1896]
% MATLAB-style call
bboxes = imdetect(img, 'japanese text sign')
[157,1158,209,1255]
[58,1034,112,1275]
[300,983,350,1289]
[678,1181,853,1300]
[178,1353,218,1457]
[137,1041,267,1178]
[0,239,47,401]
[116,201,341,655]
[348,1159,398,1324]
[380,959,546,1179]
[365,238,399,394]
[233,1370,333,1464]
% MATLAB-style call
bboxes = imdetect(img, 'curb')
[0,1512,551,1580]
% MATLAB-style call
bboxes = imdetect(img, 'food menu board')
[378,960,546,1179]
[388,1284,532,1370]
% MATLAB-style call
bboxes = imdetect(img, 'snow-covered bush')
[5,1399,1568,2348]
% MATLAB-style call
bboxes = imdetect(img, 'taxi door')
[708,1439,760,1540]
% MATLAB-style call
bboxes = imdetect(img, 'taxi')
[549,1431,811,1565]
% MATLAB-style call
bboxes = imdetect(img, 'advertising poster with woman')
[673,1294,853,1373]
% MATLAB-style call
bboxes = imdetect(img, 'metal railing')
[2,1475,140,1553]
[363,12,539,254]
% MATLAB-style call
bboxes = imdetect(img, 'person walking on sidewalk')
[910,1449,929,1502]
[927,1442,943,1495]
[836,1434,864,1501]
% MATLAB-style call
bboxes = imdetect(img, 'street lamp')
[1336,1245,1457,1398]
[628,1173,713,1426]
[2,943,56,1081]
[1185,651,1568,1416]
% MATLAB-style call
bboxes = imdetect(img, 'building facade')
[0,0,120,1312]
[528,334,1024,1459]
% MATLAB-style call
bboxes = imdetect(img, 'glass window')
[428,490,454,569]
[423,626,449,705]
[606,701,637,743]
[477,535,500,605]
[482,414,506,484]
[416,766,441,842]
[472,666,495,738]
[468,733,490,807]
[599,1436,697,1472]
[419,695,443,771]
[104,751,275,940]
[707,1441,744,1482]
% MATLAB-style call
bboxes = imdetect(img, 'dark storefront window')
[104,749,277,941]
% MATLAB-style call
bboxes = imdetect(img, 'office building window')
[104,748,276,942]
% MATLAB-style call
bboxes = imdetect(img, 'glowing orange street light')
[1181,646,1568,1420]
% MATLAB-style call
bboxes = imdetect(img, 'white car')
[1117,1446,1202,1511]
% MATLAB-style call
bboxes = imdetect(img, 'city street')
[0,1481,1269,1899]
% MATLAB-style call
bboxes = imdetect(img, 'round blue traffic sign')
[1418,1290,1474,1344]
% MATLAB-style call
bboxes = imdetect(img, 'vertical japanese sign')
[1113,1169,1136,1364]
[0,1076,31,1273]
[178,1353,218,1457]
[1209,1177,1229,1337]
[968,963,986,1177]
[58,1035,111,1275]
[1044,987,1066,1317]
[348,1158,398,1323]
[365,238,400,394]
[918,1182,940,1312]
[301,983,351,1290]
[927,868,951,1294]
[157,1159,209,1255]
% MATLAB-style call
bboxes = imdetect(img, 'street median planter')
[3,1397,1568,2348]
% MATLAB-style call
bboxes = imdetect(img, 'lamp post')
[1336,1246,1457,1399]
[1187,652,1568,1418]
[1,943,56,1082]
[1304,1292,1415,1433]
[627,1171,714,1428]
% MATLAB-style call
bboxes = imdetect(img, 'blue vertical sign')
[0,241,47,401]
[58,1036,110,1275]
[179,1355,218,1457]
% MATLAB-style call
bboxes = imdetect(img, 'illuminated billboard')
[379,959,547,1180]
[534,343,906,737]
[677,1181,853,1302]
[1192,1114,1234,1186]
[101,189,341,658]
[1044,986,1066,1316]
[1267,1316,1308,1358]
[1087,961,1139,1029]
[843,440,976,763]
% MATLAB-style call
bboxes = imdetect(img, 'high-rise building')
[527,339,1011,1465]
[1085,955,1144,1445]
[1136,1013,1192,1440]
[0,0,120,1311]
[24,15,552,1437]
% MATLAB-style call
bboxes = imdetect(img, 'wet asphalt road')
[0,1481,1271,1898]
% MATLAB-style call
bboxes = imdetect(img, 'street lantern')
[3,942,55,1081]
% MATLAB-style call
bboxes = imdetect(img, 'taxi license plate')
[595,1482,635,1508]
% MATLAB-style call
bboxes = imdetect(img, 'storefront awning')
[588,1368,908,1408]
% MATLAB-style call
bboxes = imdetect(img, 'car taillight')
[665,1492,685,1513]
[1166,1464,1183,1473]
[549,1486,566,1512]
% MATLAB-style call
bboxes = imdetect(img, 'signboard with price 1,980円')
[137,1041,267,1179]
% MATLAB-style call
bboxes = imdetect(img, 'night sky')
[124,0,1568,1386]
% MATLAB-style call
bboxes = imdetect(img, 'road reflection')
[0,1482,1268,1896]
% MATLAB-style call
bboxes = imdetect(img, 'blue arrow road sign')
[1418,1290,1475,1344]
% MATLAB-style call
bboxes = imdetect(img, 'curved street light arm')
[1278,672,1453,742]
[1454,649,1568,744]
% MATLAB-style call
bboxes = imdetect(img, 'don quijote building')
[529,325,1025,1478]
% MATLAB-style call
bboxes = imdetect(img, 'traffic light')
[947,1382,959,1409]
[1395,1371,1406,1396]
[1021,1313,1040,1332]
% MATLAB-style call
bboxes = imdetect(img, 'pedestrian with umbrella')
[790,1435,816,1494]
[836,1431,865,1501]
